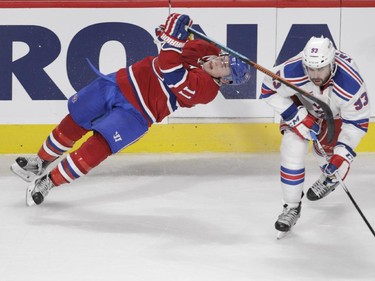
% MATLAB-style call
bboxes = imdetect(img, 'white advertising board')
[0,7,373,124]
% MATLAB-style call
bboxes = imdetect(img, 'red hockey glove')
[158,13,192,49]
[284,106,320,141]
[323,143,356,180]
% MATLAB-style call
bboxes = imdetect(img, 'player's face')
[306,65,331,86]
[202,55,231,79]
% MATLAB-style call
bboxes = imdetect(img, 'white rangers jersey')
[261,50,370,150]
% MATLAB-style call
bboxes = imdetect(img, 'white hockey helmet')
[302,36,336,69]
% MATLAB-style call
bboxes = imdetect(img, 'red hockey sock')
[38,114,88,162]
[50,133,112,187]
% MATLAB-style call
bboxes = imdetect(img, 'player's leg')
[11,76,116,182]
[26,132,111,206]
[26,103,149,206]
[275,130,309,233]
[11,114,88,182]
[12,75,121,182]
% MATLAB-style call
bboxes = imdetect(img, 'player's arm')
[323,85,370,179]
[260,67,295,114]
[261,68,319,140]
[156,14,219,106]
[156,13,192,91]
[339,86,370,148]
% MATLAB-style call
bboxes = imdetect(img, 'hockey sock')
[280,166,305,207]
[38,114,89,162]
[50,132,112,186]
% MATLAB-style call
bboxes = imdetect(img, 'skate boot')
[275,202,301,239]
[307,174,339,201]
[10,156,50,182]
[26,174,55,206]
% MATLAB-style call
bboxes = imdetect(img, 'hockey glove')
[323,143,356,180]
[283,105,320,141]
[158,13,192,49]
[155,24,166,43]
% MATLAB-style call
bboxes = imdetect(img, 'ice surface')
[1,153,374,281]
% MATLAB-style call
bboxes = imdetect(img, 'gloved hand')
[323,143,356,180]
[284,105,320,141]
[156,13,192,49]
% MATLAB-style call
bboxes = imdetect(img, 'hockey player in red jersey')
[261,36,370,238]
[10,13,251,206]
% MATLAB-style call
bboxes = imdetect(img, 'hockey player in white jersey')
[261,36,370,238]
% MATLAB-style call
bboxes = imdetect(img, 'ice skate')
[26,174,55,206]
[307,174,339,201]
[10,156,49,182]
[275,203,301,239]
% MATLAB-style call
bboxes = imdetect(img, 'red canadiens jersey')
[116,40,221,126]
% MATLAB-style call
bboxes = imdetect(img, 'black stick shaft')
[340,181,375,237]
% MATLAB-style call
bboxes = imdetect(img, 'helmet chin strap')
[322,62,337,86]
[219,77,232,85]
[330,62,337,77]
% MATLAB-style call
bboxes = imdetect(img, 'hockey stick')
[187,27,335,143]
[311,133,375,238]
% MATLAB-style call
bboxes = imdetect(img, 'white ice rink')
[1,153,374,281]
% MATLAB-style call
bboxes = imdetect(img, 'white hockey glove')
[323,143,356,180]
[283,106,320,141]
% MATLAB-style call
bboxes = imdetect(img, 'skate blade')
[10,163,35,182]
[25,184,36,207]
[276,231,289,240]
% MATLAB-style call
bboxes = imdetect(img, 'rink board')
[0,1,374,153]
[1,123,374,153]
